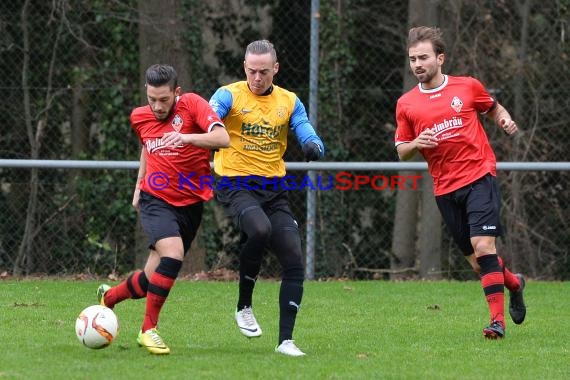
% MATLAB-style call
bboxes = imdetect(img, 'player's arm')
[290,97,324,161]
[183,123,230,149]
[396,142,418,161]
[486,102,518,135]
[208,87,232,119]
[133,147,145,210]
[395,99,437,161]
[396,129,438,161]
[161,94,231,149]
[162,123,229,149]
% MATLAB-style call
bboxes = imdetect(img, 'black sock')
[279,279,303,344]
[237,274,257,310]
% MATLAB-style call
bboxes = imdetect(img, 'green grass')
[2,280,569,379]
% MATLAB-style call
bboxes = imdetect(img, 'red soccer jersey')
[395,75,497,196]
[131,93,223,206]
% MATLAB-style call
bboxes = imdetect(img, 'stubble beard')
[153,104,174,121]
[415,70,435,84]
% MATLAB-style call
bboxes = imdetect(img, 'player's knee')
[271,225,301,251]
[241,211,272,243]
[253,220,272,239]
[282,265,305,282]
[471,237,496,256]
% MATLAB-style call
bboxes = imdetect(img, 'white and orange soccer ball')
[75,305,119,349]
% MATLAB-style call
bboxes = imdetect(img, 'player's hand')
[161,131,185,147]
[415,128,438,150]
[500,118,518,135]
[302,141,322,161]
[132,187,141,211]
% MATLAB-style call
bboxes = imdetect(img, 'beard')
[414,70,436,84]
[153,104,174,121]
[413,63,442,85]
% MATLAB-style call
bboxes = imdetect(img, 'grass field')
[2,279,569,379]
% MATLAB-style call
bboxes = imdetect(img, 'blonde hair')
[245,40,278,63]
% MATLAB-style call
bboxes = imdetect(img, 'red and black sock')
[142,257,182,332]
[477,254,505,327]
[104,270,149,308]
[497,256,521,292]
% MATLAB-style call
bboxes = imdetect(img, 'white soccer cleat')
[235,307,262,338]
[275,340,306,357]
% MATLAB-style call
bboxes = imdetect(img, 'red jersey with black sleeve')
[131,93,224,206]
[395,75,497,196]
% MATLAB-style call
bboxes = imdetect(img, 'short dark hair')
[145,64,178,90]
[244,40,278,63]
[407,26,445,55]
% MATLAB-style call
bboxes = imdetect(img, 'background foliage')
[0,0,568,279]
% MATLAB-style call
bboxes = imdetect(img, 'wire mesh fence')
[0,0,568,279]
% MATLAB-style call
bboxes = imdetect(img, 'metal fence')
[1,0,568,279]
[0,160,568,280]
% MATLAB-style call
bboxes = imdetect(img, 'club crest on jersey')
[451,96,463,113]
[276,106,286,119]
[171,114,183,131]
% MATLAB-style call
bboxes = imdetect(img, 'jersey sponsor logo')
[482,225,497,230]
[451,96,463,113]
[430,93,441,99]
[432,116,464,140]
[276,106,286,118]
[243,142,279,152]
[145,137,180,155]
[146,137,165,153]
[171,114,183,131]
[241,122,284,138]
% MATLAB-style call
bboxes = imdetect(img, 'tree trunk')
[181,224,207,275]
[391,181,419,279]
[71,68,89,157]
[138,0,192,89]
[505,0,531,273]
[391,0,442,279]
[136,0,203,275]
[14,0,56,275]
[13,0,34,276]
[419,173,442,278]
[66,58,91,251]
[414,1,442,279]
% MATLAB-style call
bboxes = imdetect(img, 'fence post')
[305,0,320,280]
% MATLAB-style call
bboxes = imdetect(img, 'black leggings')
[239,206,304,281]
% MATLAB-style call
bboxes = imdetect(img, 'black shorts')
[435,173,502,255]
[214,177,296,229]
[138,191,203,253]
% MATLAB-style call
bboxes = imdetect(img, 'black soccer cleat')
[483,321,505,339]
[509,273,526,325]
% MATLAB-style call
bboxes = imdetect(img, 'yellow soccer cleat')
[96,284,111,307]
[137,328,171,355]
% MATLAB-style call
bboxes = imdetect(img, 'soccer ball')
[75,305,119,349]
